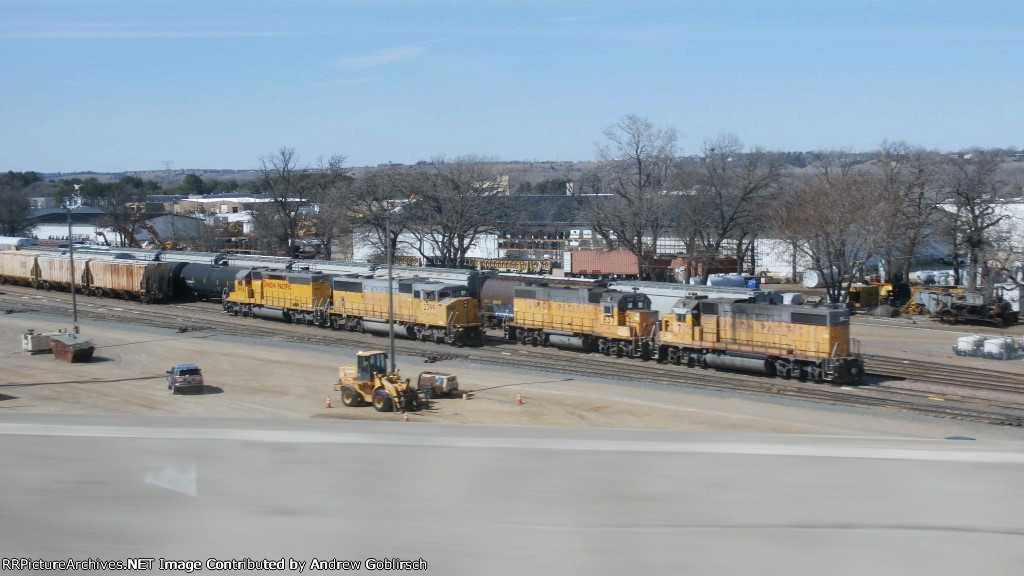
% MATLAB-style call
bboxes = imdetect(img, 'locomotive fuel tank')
[546,333,593,350]
[702,354,774,374]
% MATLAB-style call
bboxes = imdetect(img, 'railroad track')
[3,286,1023,428]
[865,354,1024,391]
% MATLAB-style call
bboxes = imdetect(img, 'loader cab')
[357,351,389,381]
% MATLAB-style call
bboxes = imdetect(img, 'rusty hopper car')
[85,259,174,302]
[328,277,483,346]
[223,269,333,325]
[506,285,658,358]
[655,297,863,384]
[35,253,87,292]
[0,250,38,286]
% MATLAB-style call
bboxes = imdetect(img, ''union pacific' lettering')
[262,279,292,290]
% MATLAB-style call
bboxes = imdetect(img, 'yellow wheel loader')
[335,351,421,412]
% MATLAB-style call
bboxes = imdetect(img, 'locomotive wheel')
[372,389,393,412]
[340,386,362,407]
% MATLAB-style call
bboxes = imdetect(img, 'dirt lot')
[3,310,1024,441]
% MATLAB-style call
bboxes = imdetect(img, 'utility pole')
[386,214,396,373]
[66,185,83,334]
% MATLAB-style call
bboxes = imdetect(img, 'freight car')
[655,297,863,384]
[328,276,484,346]
[176,263,249,301]
[503,285,658,357]
[0,250,39,286]
[83,258,174,302]
[0,249,175,302]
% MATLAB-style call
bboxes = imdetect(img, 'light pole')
[65,185,83,334]
[386,213,396,373]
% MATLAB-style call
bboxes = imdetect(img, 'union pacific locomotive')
[655,297,863,383]
[504,285,658,358]
[502,284,863,385]
[222,269,484,346]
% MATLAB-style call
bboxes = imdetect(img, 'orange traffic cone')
[325,397,332,408]
[402,412,409,422]
[517,393,523,405]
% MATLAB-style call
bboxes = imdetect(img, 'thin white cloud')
[0,22,289,39]
[315,76,378,88]
[337,44,426,70]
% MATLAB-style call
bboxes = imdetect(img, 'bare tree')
[677,134,788,282]
[938,150,1009,290]
[347,165,419,263]
[62,177,145,247]
[249,147,313,256]
[301,155,353,260]
[403,157,516,268]
[768,152,885,304]
[578,114,679,279]
[870,141,943,284]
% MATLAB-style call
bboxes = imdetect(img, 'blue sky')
[2,0,1021,173]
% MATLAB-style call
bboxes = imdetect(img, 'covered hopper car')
[0,250,174,302]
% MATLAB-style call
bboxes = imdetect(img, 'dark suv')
[167,364,204,394]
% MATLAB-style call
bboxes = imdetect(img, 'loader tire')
[372,389,393,412]
[340,386,362,407]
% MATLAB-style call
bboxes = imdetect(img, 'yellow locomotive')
[328,277,484,346]
[655,297,863,384]
[223,269,333,324]
[506,285,658,357]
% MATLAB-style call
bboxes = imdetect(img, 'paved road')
[1,413,1022,575]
